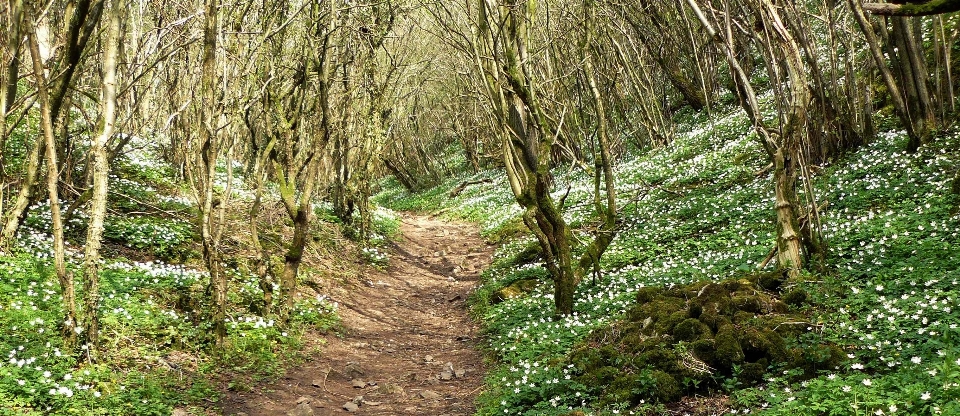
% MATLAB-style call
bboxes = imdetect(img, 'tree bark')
[863,0,960,16]
[81,0,121,358]
[197,0,226,346]
[0,0,103,248]
[25,11,76,346]
[848,0,926,151]
[0,0,23,177]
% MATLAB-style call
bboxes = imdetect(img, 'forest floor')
[221,214,494,416]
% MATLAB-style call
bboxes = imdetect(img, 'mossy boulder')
[747,270,785,291]
[674,318,711,342]
[740,362,766,385]
[732,295,763,313]
[566,276,834,407]
[491,278,539,303]
[635,286,664,303]
[691,339,717,366]
[649,370,681,403]
[740,327,788,362]
[783,288,809,306]
[715,325,745,367]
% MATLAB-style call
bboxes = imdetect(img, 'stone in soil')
[419,390,442,400]
[288,403,314,416]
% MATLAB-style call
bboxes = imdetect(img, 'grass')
[375,107,960,415]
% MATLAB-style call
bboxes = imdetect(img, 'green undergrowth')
[0,138,347,415]
[375,108,960,415]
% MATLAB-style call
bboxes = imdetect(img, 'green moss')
[739,362,766,386]
[649,370,681,403]
[599,374,639,406]
[565,275,841,408]
[654,310,688,335]
[740,327,787,362]
[736,311,760,325]
[695,283,729,304]
[491,278,539,303]
[674,318,710,342]
[751,270,785,291]
[783,288,809,306]
[771,300,789,313]
[635,286,663,304]
[732,295,762,313]
[691,339,717,366]
[698,309,722,332]
[638,348,680,373]
[687,302,703,319]
[715,325,745,368]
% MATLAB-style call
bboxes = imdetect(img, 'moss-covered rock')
[752,270,785,291]
[566,276,835,408]
[491,278,539,303]
[674,318,710,342]
[697,309,724,332]
[732,295,763,313]
[739,362,766,385]
[635,286,663,303]
[691,339,717,366]
[653,310,688,335]
[715,324,745,367]
[650,370,681,403]
[687,302,703,319]
[783,288,809,306]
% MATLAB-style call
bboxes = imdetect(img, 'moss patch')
[491,277,540,303]
[567,276,843,407]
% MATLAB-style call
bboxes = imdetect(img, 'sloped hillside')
[375,108,960,416]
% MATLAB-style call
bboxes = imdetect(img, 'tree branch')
[863,0,960,16]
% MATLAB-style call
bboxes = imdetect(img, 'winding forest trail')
[222,214,494,416]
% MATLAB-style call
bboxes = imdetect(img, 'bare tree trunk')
[848,0,925,151]
[686,0,809,277]
[577,0,618,284]
[81,0,121,359]
[1,0,102,248]
[0,0,23,177]
[196,0,226,346]
[0,136,42,248]
[25,11,76,346]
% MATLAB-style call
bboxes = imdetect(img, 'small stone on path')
[342,402,359,412]
[344,362,364,378]
[288,403,314,416]
[351,379,367,389]
[420,390,442,400]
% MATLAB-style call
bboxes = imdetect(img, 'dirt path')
[222,214,494,416]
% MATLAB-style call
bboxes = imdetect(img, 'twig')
[758,245,777,269]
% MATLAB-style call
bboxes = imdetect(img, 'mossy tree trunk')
[472,0,618,316]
